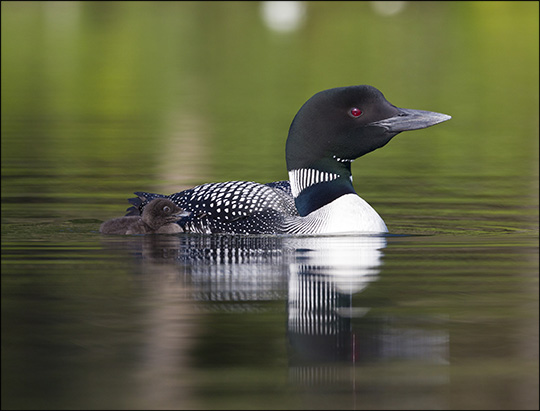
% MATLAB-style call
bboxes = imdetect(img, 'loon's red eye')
[349,107,362,118]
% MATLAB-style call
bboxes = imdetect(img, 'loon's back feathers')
[126,181,298,234]
[123,85,450,235]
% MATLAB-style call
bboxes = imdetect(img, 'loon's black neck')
[288,158,357,217]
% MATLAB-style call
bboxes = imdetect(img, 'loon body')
[101,198,189,235]
[126,85,451,235]
[130,180,298,234]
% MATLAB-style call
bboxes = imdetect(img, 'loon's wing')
[171,181,293,234]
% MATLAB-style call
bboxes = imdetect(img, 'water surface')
[2,2,538,410]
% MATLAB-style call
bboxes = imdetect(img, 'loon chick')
[101,198,189,235]
[126,85,451,235]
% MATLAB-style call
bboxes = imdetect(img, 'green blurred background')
[1,3,538,410]
[2,1,538,222]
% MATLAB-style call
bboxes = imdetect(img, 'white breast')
[282,193,388,234]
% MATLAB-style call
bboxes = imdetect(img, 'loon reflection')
[284,236,448,387]
[287,236,384,368]
[105,234,448,387]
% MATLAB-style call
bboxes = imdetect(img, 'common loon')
[101,198,189,235]
[126,85,451,235]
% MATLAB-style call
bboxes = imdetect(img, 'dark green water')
[2,2,538,410]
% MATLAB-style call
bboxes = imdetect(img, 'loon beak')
[370,108,451,132]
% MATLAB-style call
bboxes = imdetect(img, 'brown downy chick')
[100,198,189,235]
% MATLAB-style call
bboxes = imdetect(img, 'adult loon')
[126,85,450,235]
[101,198,189,235]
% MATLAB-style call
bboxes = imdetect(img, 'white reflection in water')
[287,236,385,340]
[287,236,385,295]
[285,235,448,388]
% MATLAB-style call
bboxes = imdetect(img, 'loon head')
[141,198,189,230]
[285,85,451,171]
[285,85,451,216]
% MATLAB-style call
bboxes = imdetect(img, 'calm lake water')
[2,2,538,410]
